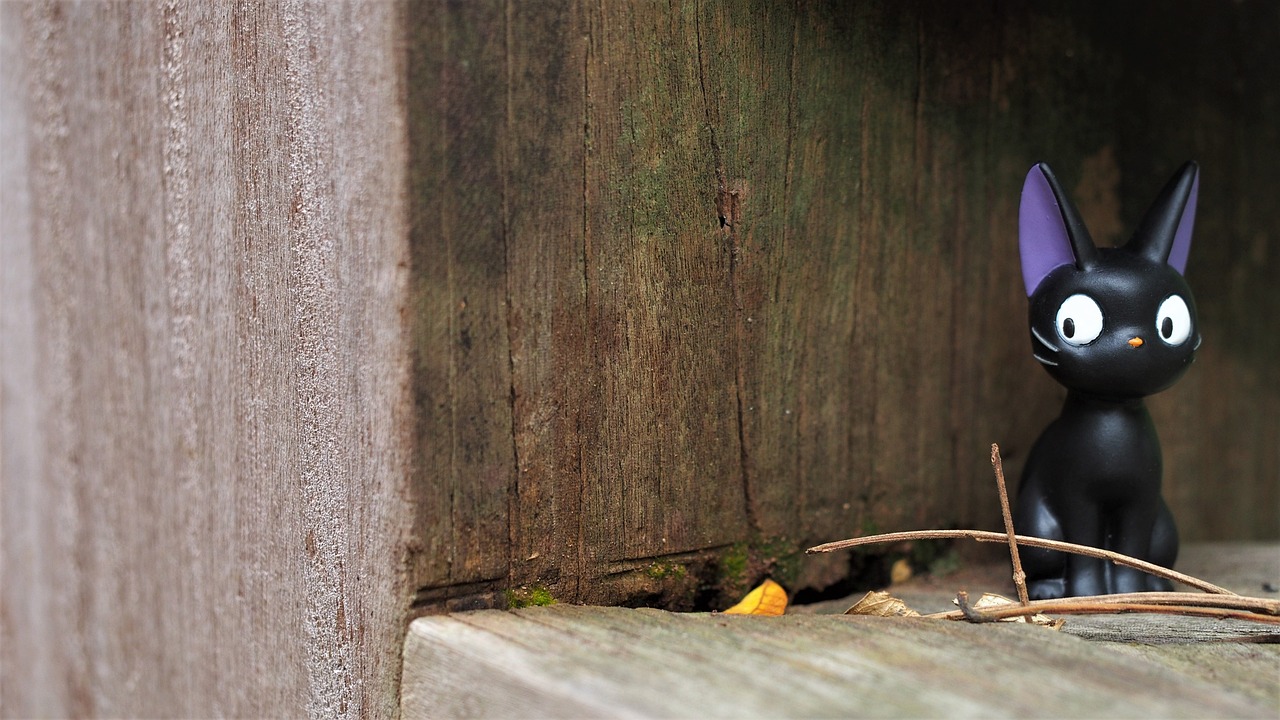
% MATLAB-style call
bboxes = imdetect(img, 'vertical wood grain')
[401,0,1279,612]
[578,0,747,589]
[404,0,517,607]
[502,0,592,601]
[0,1,52,712]
[1,2,414,716]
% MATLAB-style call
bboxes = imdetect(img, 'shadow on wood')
[402,0,1280,612]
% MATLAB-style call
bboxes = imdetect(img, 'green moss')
[771,550,804,587]
[506,585,556,609]
[750,537,801,586]
[646,561,688,581]
[713,538,809,595]
[719,543,750,584]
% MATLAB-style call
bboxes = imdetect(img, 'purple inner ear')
[1019,166,1075,296]
[1167,171,1198,275]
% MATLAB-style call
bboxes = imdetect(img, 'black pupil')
[1162,316,1173,338]
[1063,318,1076,338]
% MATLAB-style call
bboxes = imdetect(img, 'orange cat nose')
[1128,337,1144,348]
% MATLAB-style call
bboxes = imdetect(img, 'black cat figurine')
[1014,161,1201,599]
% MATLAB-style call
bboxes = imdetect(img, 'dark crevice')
[788,552,892,607]
[789,571,890,607]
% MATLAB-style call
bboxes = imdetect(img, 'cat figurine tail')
[1015,161,1200,599]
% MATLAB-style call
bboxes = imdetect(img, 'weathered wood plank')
[404,606,1277,719]
[400,0,1279,612]
[397,0,1279,612]
[405,0,516,598]
[580,1,748,569]
[1,2,414,716]
[503,0,593,605]
[403,543,1280,718]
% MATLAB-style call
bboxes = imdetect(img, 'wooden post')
[2,3,413,717]
[3,1,1277,716]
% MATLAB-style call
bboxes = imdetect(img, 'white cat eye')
[1156,295,1192,345]
[1055,294,1104,346]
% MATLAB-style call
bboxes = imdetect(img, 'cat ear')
[1019,163,1098,296]
[1126,161,1199,275]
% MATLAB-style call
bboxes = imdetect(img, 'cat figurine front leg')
[1014,162,1200,599]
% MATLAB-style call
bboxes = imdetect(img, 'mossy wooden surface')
[405,0,1280,611]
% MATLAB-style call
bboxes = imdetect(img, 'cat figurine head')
[1019,162,1201,399]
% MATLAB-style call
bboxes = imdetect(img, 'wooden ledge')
[402,543,1279,718]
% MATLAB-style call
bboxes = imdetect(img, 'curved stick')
[938,599,1279,625]
[806,529,1236,596]
[925,591,1279,621]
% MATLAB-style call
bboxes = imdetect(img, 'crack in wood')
[694,0,759,538]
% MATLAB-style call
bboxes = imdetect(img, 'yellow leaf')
[844,590,921,617]
[723,579,788,616]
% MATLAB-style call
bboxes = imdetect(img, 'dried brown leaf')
[845,590,921,618]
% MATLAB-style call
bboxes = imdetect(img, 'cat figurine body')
[1015,161,1201,599]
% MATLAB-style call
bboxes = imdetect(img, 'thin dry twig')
[944,593,1280,625]
[819,440,1272,631]
[990,444,1028,606]
[954,591,985,622]
[807,529,1235,596]
[926,591,1280,620]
